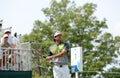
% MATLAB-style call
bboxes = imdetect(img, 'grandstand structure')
[0,42,32,78]
[0,21,32,78]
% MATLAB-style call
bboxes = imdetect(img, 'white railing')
[0,42,32,71]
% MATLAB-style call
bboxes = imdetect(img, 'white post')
[75,72,79,78]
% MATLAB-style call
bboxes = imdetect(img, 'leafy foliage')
[21,0,120,77]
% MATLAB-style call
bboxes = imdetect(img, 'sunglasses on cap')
[4,37,8,39]
[5,31,11,33]
[54,34,62,38]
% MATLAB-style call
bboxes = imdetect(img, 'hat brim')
[3,34,8,38]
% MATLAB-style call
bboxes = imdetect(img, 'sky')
[0,0,120,37]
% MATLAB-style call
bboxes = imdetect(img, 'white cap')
[3,34,8,38]
[4,29,11,33]
[53,31,62,37]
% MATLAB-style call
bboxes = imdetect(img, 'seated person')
[0,34,15,69]
[3,29,16,48]
[0,47,2,69]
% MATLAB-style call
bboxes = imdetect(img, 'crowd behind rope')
[0,21,21,70]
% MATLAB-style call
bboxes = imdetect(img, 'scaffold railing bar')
[79,71,120,74]
[1,47,33,51]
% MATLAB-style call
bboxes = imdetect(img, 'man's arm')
[53,49,67,58]
[46,49,67,61]
[46,43,69,60]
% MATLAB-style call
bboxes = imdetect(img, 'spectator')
[13,32,21,49]
[0,47,2,69]
[0,21,4,42]
[0,34,15,70]
[3,29,16,48]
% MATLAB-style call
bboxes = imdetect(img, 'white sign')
[71,47,83,72]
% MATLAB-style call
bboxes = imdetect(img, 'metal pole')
[75,72,79,78]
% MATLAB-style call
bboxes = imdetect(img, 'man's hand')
[46,56,54,61]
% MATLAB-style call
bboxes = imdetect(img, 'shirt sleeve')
[48,48,53,56]
[64,42,69,52]
[8,35,13,45]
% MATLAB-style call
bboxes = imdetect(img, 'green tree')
[102,36,120,78]
[96,33,115,69]
[21,0,117,77]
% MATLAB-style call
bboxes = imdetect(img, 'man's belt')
[59,65,63,67]
[54,64,67,67]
